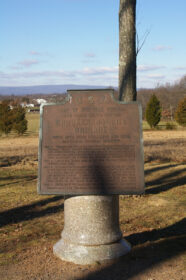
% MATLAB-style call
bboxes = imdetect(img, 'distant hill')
[0,84,108,96]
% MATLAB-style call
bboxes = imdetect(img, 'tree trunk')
[119,0,136,102]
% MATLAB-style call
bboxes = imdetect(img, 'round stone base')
[53,238,131,265]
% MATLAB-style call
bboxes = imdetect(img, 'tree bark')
[119,0,136,102]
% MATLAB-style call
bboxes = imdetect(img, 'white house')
[26,104,35,108]
[36,99,47,105]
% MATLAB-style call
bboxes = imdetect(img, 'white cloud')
[10,66,22,70]
[146,74,165,79]
[82,53,97,63]
[84,53,96,58]
[152,45,172,51]
[29,51,41,56]
[137,64,165,72]
[18,59,39,67]
[0,70,74,79]
[173,66,186,71]
[78,66,118,76]
[0,65,177,88]
[0,67,118,87]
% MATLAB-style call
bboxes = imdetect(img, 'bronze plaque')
[38,90,144,195]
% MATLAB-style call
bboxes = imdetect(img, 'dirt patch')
[0,238,185,280]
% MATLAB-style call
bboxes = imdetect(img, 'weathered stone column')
[53,195,131,265]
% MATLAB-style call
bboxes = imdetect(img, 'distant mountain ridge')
[0,85,109,96]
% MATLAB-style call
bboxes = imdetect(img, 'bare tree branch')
[136,29,150,56]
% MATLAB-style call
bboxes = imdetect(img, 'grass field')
[26,113,40,135]
[0,114,186,279]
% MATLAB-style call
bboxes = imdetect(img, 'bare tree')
[119,0,136,102]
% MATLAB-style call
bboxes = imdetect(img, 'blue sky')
[0,0,186,88]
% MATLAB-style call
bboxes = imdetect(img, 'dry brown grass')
[0,137,38,167]
[144,138,186,163]
[0,130,186,279]
[143,130,186,163]
[1,130,186,167]
[144,130,186,140]
[0,162,185,279]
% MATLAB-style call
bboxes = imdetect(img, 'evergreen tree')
[175,97,186,126]
[12,105,28,135]
[0,101,13,134]
[145,94,161,128]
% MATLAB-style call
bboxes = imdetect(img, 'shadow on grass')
[77,219,186,280]
[146,176,186,194]
[145,166,186,194]
[144,163,181,175]
[144,138,186,147]
[0,154,38,168]
[0,174,37,187]
[0,196,64,227]
[126,218,186,245]
[0,156,24,167]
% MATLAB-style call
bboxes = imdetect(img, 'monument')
[38,89,144,264]
[38,0,142,264]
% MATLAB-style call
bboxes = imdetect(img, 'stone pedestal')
[53,195,131,265]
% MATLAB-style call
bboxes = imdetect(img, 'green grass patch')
[143,120,180,130]
[26,113,40,135]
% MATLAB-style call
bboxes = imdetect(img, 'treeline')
[137,75,186,119]
[0,101,27,135]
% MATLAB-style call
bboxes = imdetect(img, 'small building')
[26,104,35,108]
[36,99,47,105]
